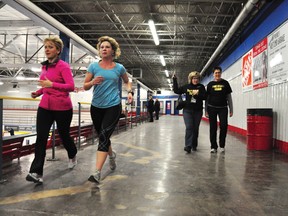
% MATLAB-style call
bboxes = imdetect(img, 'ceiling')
[0,0,268,91]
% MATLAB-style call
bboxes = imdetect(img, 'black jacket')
[173,77,207,110]
[154,101,160,111]
[147,99,154,112]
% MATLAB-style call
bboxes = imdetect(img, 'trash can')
[247,108,273,150]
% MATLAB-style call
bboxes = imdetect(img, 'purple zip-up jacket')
[35,59,75,111]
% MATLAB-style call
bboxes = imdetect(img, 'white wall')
[220,59,288,142]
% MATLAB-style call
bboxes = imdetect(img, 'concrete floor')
[1,115,288,216]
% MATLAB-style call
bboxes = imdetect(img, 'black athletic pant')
[29,107,77,175]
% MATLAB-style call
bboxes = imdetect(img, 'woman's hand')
[31,92,39,98]
[90,76,104,86]
[38,76,52,88]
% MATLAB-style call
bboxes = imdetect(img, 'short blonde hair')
[44,36,64,55]
[96,36,121,59]
[188,71,200,84]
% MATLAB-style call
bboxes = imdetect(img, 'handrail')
[0,96,146,182]
[1,96,93,182]
[2,133,37,142]
[0,96,40,101]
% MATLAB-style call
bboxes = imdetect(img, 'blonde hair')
[44,36,64,55]
[188,71,200,84]
[96,36,121,59]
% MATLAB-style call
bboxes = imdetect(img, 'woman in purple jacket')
[26,36,77,184]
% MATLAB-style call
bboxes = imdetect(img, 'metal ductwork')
[200,0,259,76]
[2,0,98,57]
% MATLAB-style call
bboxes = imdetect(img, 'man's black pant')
[207,106,228,149]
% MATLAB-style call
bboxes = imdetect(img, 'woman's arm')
[48,65,75,92]
[172,75,183,94]
[83,72,104,91]
[121,73,133,103]
[83,72,94,90]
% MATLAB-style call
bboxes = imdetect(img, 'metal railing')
[0,97,96,182]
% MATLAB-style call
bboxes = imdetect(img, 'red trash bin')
[247,108,273,150]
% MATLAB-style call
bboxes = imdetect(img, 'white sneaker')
[220,148,225,153]
[210,148,217,153]
[68,156,77,169]
[109,151,117,170]
[26,173,43,184]
[88,170,101,184]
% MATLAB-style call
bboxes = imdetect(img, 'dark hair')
[213,66,222,73]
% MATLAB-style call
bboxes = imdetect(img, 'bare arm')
[227,93,233,117]
[122,72,133,103]
[121,73,132,91]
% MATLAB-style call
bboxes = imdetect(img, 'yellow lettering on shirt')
[187,89,194,95]
[212,85,224,91]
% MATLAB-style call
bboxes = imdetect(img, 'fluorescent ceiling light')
[148,20,159,46]
[0,81,3,85]
[165,70,169,77]
[160,55,166,66]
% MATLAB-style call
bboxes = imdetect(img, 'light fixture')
[165,70,169,78]
[167,78,171,84]
[148,19,160,46]
[0,81,3,85]
[160,55,166,66]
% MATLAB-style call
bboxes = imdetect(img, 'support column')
[136,83,140,115]
[60,32,70,63]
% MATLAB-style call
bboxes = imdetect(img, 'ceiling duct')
[200,0,259,76]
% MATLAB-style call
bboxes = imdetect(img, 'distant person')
[83,36,133,184]
[173,71,206,153]
[154,98,160,120]
[205,66,233,153]
[26,36,78,184]
[147,96,154,122]
[8,128,14,136]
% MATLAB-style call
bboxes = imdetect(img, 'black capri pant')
[90,104,122,152]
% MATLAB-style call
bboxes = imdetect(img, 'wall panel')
[222,59,288,143]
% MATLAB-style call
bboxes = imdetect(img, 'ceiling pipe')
[200,0,259,76]
[2,0,98,57]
